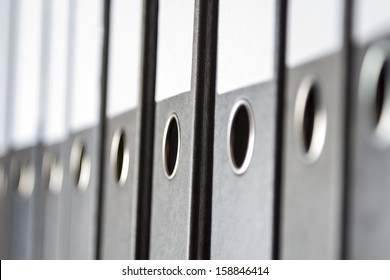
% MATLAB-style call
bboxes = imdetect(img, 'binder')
[149,0,217,259]
[0,0,11,260]
[66,0,105,259]
[210,0,277,259]
[280,0,346,259]
[8,0,45,259]
[40,0,72,259]
[346,0,390,259]
[100,0,143,259]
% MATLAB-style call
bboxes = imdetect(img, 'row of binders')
[0,0,390,260]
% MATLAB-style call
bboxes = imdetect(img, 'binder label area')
[286,0,344,68]
[0,0,10,156]
[353,0,390,45]
[70,0,104,132]
[217,0,275,94]
[106,0,143,118]
[155,0,194,102]
[43,0,70,145]
[11,0,44,149]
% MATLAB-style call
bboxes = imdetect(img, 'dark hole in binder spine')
[231,105,250,169]
[115,131,125,182]
[295,77,326,162]
[375,59,388,126]
[360,43,390,144]
[11,157,35,198]
[76,145,85,185]
[71,141,91,191]
[0,163,6,196]
[111,129,129,185]
[229,100,254,174]
[43,151,63,194]
[163,115,180,178]
[303,84,317,152]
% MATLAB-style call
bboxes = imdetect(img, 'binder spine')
[40,0,72,260]
[281,0,346,259]
[189,0,217,260]
[211,0,277,259]
[149,0,196,259]
[346,0,390,259]
[8,0,45,259]
[66,0,105,259]
[135,0,158,260]
[96,0,110,260]
[273,0,288,260]
[0,0,11,260]
[99,0,147,260]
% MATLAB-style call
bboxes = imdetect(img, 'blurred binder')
[66,0,105,259]
[100,0,143,259]
[280,0,346,259]
[40,0,72,259]
[8,0,45,259]
[210,0,277,259]
[0,0,11,260]
[149,0,216,259]
[346,0,390,259]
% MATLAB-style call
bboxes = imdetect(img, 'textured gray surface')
[281,52,345,259]
[67,127,100,259]
[100,109,140,259]
[347,35,390,259]
[0,155,10,259]
[56,138,72,259]
[211,82,276,259]
[41,142,67,259]
[149,91,195,259]
[9,146,44,259]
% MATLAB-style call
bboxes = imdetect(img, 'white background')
[2,260,390,280]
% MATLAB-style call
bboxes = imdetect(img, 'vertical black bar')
[189,0,218,260]
[273,0,288,260]
[135,0,158,260]
[96,0,111,260]
[341,0,353,260]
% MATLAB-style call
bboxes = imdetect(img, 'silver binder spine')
[346,0,390,259]
[211,0,277,259]
[100,0,143,259]
[281,0,346,259]
[8,0,45,259]
[66,0,105,259]
[0,0,12,260]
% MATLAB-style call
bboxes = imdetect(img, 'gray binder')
[66,0,105,259]
[100,0,143,259]
[346,0,390,259]
[40,0,72,259]
[149,0,217,259]
[210,0,278,259]
[280,0,346,259]
[0,0,11,260]
[8,0,45,259]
